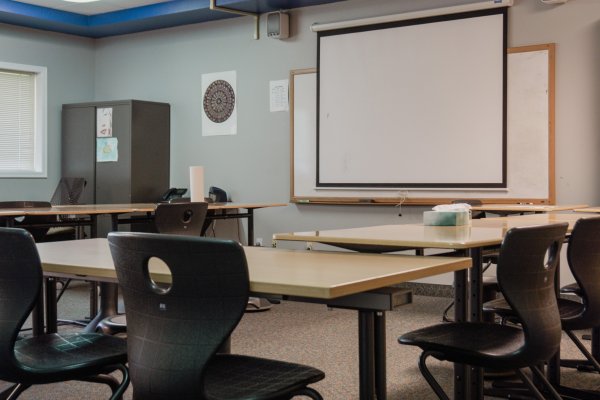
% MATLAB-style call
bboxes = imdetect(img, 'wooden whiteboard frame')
[290,44,555,205]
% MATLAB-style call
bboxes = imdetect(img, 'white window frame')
[0,61,47,178]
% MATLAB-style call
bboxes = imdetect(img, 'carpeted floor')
[2,282,600,399]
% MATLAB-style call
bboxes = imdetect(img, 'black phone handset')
[161,188,187,201]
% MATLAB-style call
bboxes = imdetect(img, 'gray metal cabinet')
[61,100,170,206]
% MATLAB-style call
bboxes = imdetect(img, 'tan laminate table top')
[573,207,600,213]
[470,204,587,213]
[0,202,287,217]
[274,223,506,250]
[273,213,594,250]
[37,238,470,300]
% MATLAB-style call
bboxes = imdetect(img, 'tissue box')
[423,210,470,226]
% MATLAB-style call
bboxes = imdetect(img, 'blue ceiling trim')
[0,0,347,38]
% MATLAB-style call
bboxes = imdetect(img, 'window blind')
[0,69,35,171]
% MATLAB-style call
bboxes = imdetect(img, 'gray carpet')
[2,282,600,399]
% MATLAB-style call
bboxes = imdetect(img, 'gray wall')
[90,0,600,247]
[0,0,598,283]
[0,23,94,200]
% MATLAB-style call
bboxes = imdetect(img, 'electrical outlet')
[254,238,263,247]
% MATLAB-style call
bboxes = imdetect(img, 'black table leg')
[454,268,469,400]
[358,310,375,400]
[468,248,483,400]
[31,284,45,336]
[374,311,387,400]
[247,209,254,246]
[90,215,97,238]
[592,327,600,361]
[44,277,58,333]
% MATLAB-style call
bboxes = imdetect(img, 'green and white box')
[423,210,470,226]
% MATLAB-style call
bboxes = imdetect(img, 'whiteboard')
[318,11,505,188]
[290,44,555,205]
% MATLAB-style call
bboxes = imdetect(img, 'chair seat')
[399,322,528,370]
[13,332,127,383]
[204,354,325,400]
[482,297,513,317]
[560,282,582,296]
[483,297,584,322]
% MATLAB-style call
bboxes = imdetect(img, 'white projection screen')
[317,8,507,188]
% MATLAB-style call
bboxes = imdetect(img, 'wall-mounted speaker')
[266,11,289,39]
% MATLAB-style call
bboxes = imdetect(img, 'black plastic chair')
[0,201,53,242]
[44,177,88,242]
[108,231,325,400]
[484,217,600,398]
[97,202,209,334]
[49,177,87,206]
[154,201,208,235]
[399,223,568,400]
[0,227,129,400]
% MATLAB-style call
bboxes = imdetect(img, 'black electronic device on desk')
[209,186,228,202]
[161,188,187,202]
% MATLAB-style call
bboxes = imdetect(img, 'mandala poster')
[201,70,237,136]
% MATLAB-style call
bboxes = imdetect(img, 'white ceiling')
[14,0,173,15]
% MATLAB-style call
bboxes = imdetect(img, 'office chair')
[484,217,600,399]
[400,223,568,400]
[0,228,129,400]
[97,202,209,335]
[43,177,88,242]
[108,231,325,400]
[154,201,208,235]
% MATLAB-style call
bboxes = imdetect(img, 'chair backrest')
[0,228,43,381]
[563,216,600,330]
[154,202,208,236]
[496,223,567,364]
[50,177,86,206]
[0,201,53,242]
[451,199,485,219]
[108,232,249,399]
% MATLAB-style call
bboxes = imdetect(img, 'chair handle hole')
[144,256,173,294]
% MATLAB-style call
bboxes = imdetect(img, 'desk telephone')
[161,188,187,202]
[161,186,228,202]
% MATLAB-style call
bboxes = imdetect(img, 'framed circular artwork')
[203,79,236,123]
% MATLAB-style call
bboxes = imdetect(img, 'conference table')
[1,202,286,334]
[273,212,593,400]
[36,238,471,400]
[0,202,286,245]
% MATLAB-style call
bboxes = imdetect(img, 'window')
[0,62,47,178]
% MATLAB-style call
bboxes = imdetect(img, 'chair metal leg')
[289,387,323,400]
[80,365,130,400]
[109,365,130,400]
[565,330,600,372]
[418,351,450,400]
[4,383,30,400]
[528,365,563,400]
